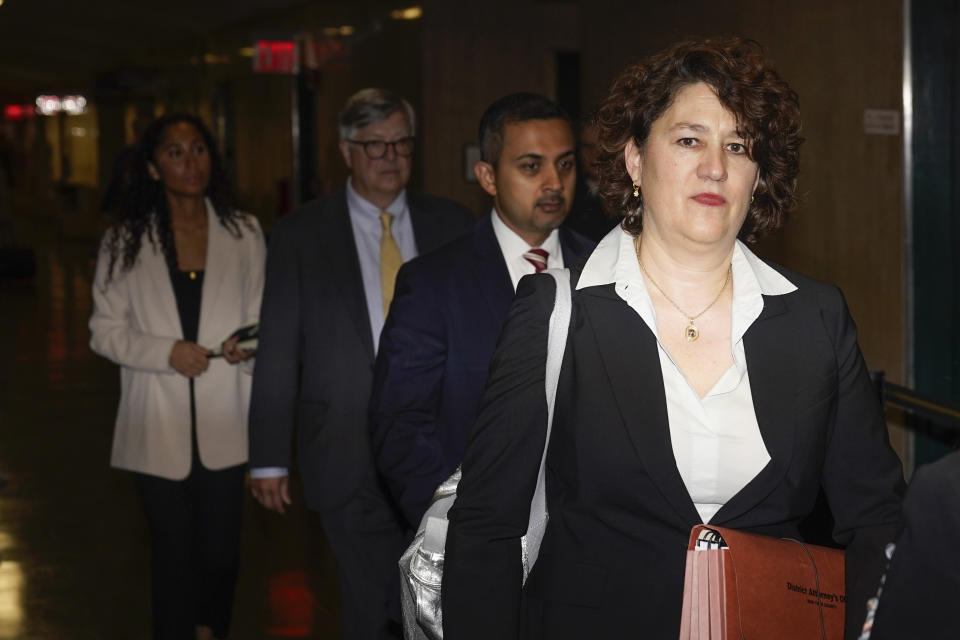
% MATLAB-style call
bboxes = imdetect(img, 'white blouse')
[577,229,797,523]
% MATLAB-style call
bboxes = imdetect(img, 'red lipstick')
[692,193,726,206]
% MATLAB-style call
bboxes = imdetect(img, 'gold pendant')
[685,323,699,342]
[189,271,197,280]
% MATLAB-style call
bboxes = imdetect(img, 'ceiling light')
[35,96,61,116]
[390,6,423,20]
[61,95,87,115]
[203,53,230,64]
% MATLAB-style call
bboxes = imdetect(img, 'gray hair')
[338,88,416,140]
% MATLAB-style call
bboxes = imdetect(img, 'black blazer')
[248,187,473,513]
[869,450,960,640]
[442,260,904,639]
[370,215,594,527]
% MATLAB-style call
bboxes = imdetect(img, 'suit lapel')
[139,229,182,339]
[471,216,514,324]
[711,295,795,525]
[582,287,702,525]
[321,191,375,361]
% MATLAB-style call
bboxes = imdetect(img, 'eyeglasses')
[345,136,415,159]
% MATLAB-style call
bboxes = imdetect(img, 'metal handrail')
[871,371,960,445]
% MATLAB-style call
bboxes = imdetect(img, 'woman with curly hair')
[90,114,265,640]
[442,37,903,638]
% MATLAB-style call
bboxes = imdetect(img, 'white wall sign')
[863,109,901,135]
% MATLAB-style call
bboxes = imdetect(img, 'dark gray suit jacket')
[248,187,473,513]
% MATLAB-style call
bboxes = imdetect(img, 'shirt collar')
[346,177,408,223]
[577,227,797,297]
[489,207,561,258]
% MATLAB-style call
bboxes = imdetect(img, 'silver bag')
[399,268,572,640]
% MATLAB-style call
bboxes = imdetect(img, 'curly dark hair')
[104,113,245,279]
[596,36,803,243]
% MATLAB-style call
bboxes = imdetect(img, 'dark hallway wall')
[420,0,581,215]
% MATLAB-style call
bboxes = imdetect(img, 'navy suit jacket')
[370,215,594,527]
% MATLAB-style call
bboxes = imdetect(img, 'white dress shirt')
[577,228,797,523]
[250,181,418,480]
[489,208,563,290]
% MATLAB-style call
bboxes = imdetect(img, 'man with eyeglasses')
[248,88,472,640]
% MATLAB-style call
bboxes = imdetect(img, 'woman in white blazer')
[90,114,265,640]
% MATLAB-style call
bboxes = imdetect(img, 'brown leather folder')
[678,525,845,640]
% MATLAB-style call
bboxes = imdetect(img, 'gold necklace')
[633,236,731,342]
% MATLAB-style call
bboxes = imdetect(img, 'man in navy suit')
[370,93,596,528]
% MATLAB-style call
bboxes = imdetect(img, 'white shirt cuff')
[249,466,288,479]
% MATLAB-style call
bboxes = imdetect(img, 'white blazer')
[89,201,266,479]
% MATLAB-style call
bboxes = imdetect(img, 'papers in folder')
[679,524,845,639]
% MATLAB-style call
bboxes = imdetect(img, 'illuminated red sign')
[254,40,298,74]
[4,104,35,121]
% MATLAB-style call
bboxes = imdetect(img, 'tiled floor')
[0,203,341,639]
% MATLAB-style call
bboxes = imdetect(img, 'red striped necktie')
[523,248,549,273]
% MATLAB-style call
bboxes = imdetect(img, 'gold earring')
[633,182,639,198]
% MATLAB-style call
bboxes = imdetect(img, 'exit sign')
[253,40,298,74]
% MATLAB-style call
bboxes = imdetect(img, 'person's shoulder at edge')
[910,449,960,499]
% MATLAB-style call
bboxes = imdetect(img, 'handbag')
[678,524,846,640]
[398,268,573,640]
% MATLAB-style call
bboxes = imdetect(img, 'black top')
[169,268,204,434]
[169,268,203,343]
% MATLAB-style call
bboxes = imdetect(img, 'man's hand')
[250,476,292,514]
[169,340,211,377]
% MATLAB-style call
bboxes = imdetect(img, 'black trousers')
[135,457,245,640]
[319,475,408,640]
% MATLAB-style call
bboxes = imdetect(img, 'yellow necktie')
[380,212,403,314]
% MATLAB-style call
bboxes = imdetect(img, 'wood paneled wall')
[581,1,905,378]
[420,0,908,458]
[420,0,581,215]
